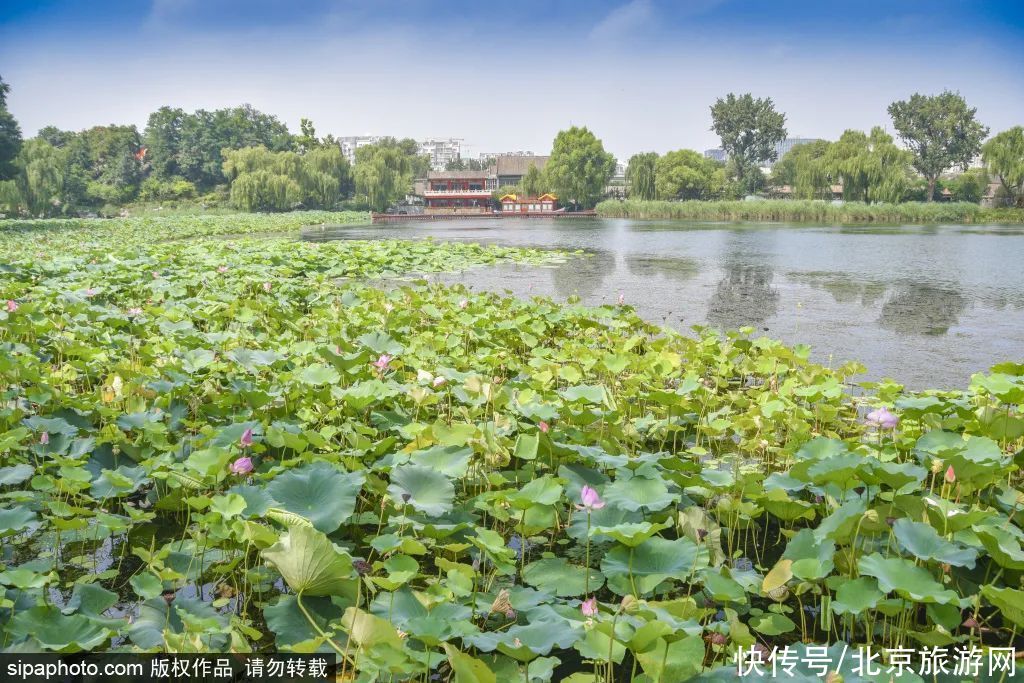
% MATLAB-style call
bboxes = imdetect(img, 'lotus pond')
[1,212,1023,682]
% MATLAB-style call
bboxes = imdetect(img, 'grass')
[596,199,1024,224]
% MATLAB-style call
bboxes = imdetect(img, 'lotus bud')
[229,457,253,475]
[768,585,789,602]
[5,300,17,312]
[962,616,979,629]
[40,432,49,445]
[240,428,254,448]
[581,596,598,617]
[538,421,549,433]
[620,594,639,614]
[931,459,943,474]
[709,632,727,646]
[824,672,844,683]
[944,465,956,484]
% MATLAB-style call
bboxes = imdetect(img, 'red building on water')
[421,170,497,213]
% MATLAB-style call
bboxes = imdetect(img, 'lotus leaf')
[266,462,365,533]
[388,464,455,515]
[857,553,959,604]
[262,525,356,596]
[522,558,605,597]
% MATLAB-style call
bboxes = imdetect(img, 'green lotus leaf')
[129,572,164,599]
[981,585,1024,628]
[891,518,977,568]
[857,553,959,604]
[63,582,118,617]
[263,594,344,651]
[0,464,34,486]
[701,569,747,604]
[602,470,677,512]
[973,524,1024,569]
[262,524,357,596]
[831,577,885,615]
[782,528,835,580]
[559,384,607,405]
[0,505,39,536]
[0,568,56,589]
[574,620,627,664]
[513,433,540,461]
[407,444,473,477]
[758,488,815,522]
[634,636,704,683]
[266,462,365,533]
[298,363,340,386]
[388,464,455,516]
[522,557,604,597]
[356,330,404,355]
[9,606,114,652]
[128,597,228,650]
[444,643,497,683]
[589,521,668,547]
[601,537,708,596]
[750,612,797,635]
[508,475,563,509]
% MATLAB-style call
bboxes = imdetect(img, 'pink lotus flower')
[40,432,49,445]
[539,421,549,433]
[127,307,143,317]
[865,406,898,429]
[5,300,17,313]
[432,376,446,387]
[217,266,228,273]
[577,485,605,511]
[263,282,272,292]
[152,271,160,279]
[944,465,956,484]
[373,354,393,371]
[84,288,96,297]
[230,456,254,475]
[384,302,394,313]
[240,428,253,448]
[618,292,625,305]
[459,299,468,310]
[581,597,598,617]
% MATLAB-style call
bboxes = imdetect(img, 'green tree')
[654,149,720,200]
[521,163,547,196]
[223,144,352,211]
[352,137,427,211]
[710,93,787,195]
[545,126,616,209]
[770,140,832,199]
[982,127,1024,207]
[626,152,658,200]
[824,127,912,203]
[947,167,989,204]
[5,139,69,216]
[0,75,23,181]
[887,91,989,202]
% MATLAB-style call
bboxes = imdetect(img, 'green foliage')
[2,139,69,216]
[770,140,832,199]
[223,145,351,211]
[545,126,616,209]
[823,127,912,203]
[983,126,1024,207]
[947,167,989,203]
[596,198,1024,223]
[654,149,722,200]
[144,104,292,189]
[625,152,657,200]
[520,164,547,197]
[888,91,989,201]
[353,137,428,212]
[138,177,197,202]
[0,75,23,181]
[710,93,787,194]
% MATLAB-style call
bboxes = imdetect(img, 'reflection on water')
[877,283,969,336]
[304,218,1024,389]
[707,263,779,329]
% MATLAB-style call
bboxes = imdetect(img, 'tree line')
[628,91,1023,207]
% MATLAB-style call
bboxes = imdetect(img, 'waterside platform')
[371,211,596,224]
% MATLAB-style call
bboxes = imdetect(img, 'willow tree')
[888,91,988,202]
[521,164,547,196]
[626,152,658,200]
[6,139,69,216]
[545,126,616,209]
[982,127,1024,207]
[223,144,351,211]
[353,138,425,212]
[824,128,911,203]
[770,140,832,199]
[655,149,721,200]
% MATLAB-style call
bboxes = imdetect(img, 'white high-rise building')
[418,138,463,170]
[338,136,385,165]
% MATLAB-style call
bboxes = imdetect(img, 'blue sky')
[2,1,1022,161]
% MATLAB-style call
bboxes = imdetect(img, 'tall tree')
[0,75,23,181]
[824,127,912,203]
[521,164,546,196]
[7,139,69,216]
[352,137,427,211]
[654,149,721,200]
[770,140,832,199]
[626,152,658,200]
[709,93,787,195]
[223,144,351,211]
[982,127,1024,207]
[887,91,989,202]
[545,126,616,209]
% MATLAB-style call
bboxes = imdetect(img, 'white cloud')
[590,0,654,42]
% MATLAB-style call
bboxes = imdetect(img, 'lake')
[303,217,1024,390]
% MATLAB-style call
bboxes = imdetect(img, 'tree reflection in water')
[877,283,968,336]
[706,262,780,330]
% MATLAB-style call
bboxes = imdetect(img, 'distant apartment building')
[338,135,462,169]
[418,138,463,171]
[338,135,386,165]
[478,151,537,159]
[703,148,728,163]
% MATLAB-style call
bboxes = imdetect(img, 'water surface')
[304,218,1024,390]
